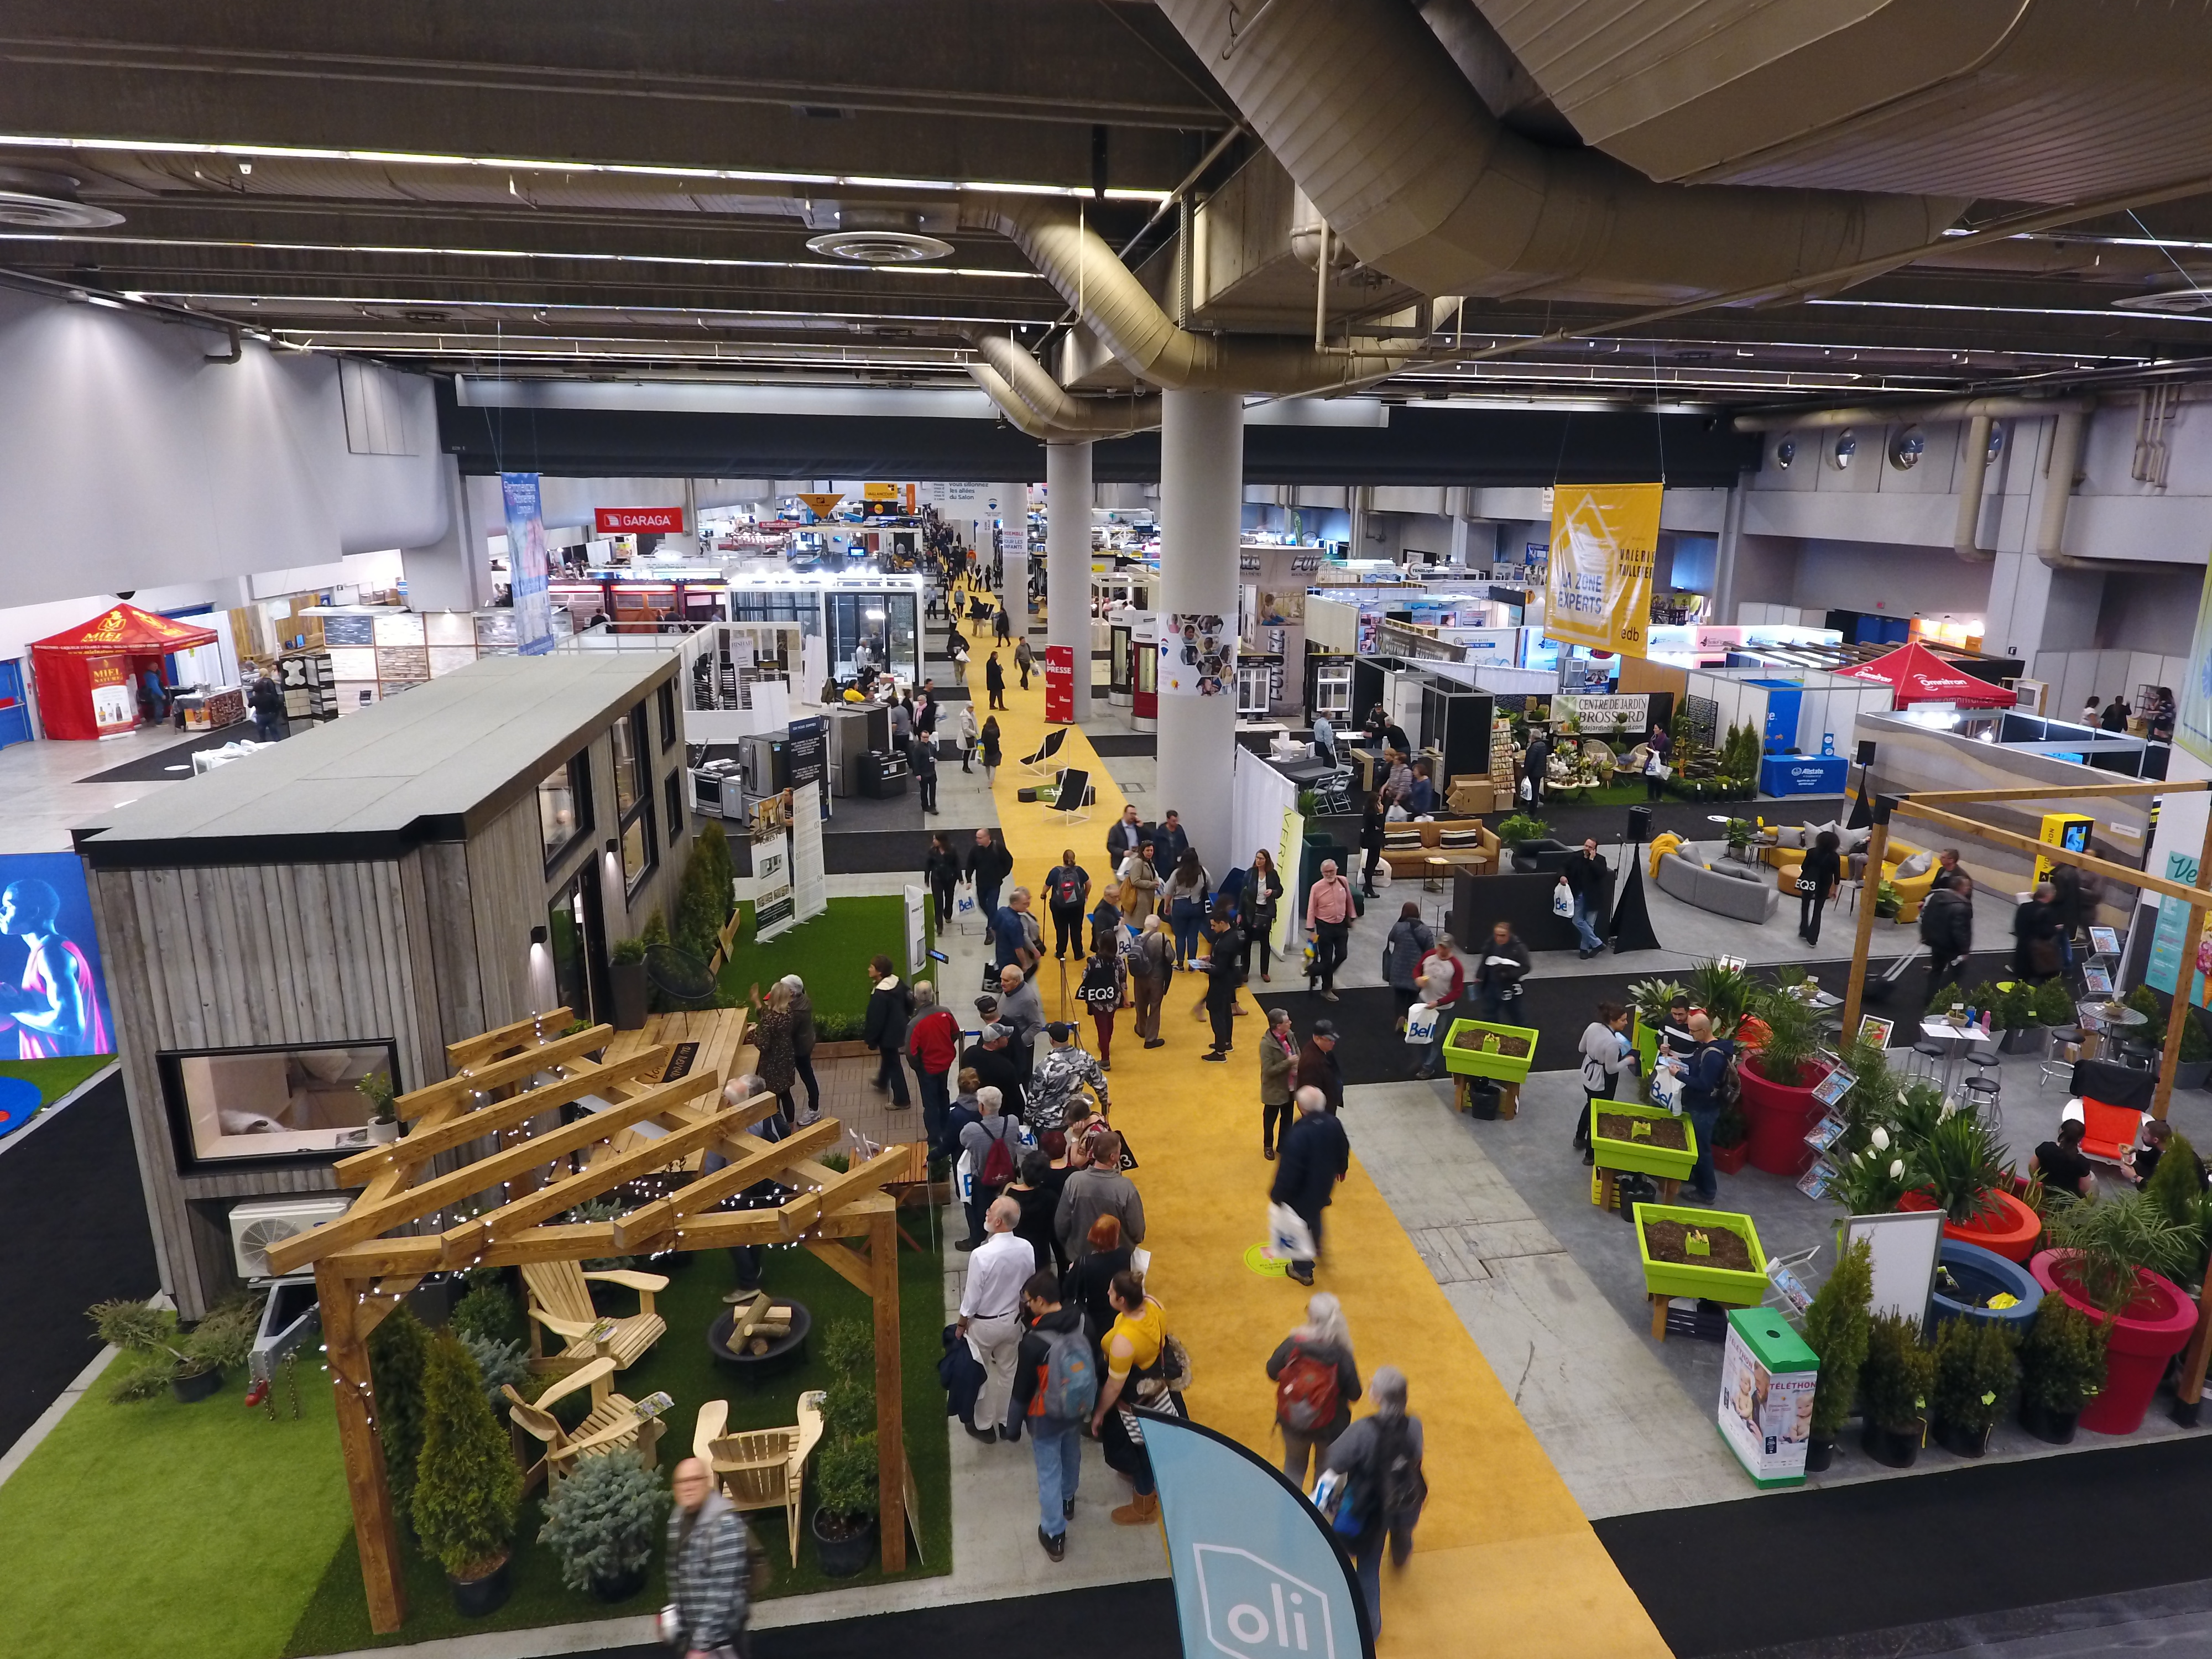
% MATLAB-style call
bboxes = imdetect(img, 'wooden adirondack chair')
[691,1391,827,1566]
[521,1259,669,1373]
[503,1357,667,1495]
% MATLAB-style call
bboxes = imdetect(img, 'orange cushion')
[2080,1096,2146,1163]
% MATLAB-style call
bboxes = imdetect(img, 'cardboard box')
[1447,781,1495,815]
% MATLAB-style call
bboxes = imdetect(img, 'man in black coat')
[1148,810,1191,875]
[1919,875,1974,1003]
[1199,911,1248,1062]
[961,1024,1027,1119]
[2012,880,2063,982]
[1105,805,1147,869]
[1270,1087,1350,1285]
[1560,837,1610,959]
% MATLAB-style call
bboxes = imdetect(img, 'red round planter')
[1897,1189,2043,1265]
[2029,1250,2199,1434]
[1737,1054,1832,1177]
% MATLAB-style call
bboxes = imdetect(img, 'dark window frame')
[538,750,593,870]
[158,1039,402,1177]
[664,769,684,847]
[657,680,679,752]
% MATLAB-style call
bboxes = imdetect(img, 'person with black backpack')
[1320,1368,1427,1638]
[1005,1270,1099,1562]
[1044,849,1093,961]
[1077,945,1126,1070]
[1265,1291,1361,1490]
[1676,1011,1736,1206]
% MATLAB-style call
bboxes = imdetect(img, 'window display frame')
[157,1037,403,1177]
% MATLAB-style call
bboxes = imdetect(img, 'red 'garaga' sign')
[595,507,687,534]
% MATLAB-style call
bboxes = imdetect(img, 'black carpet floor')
[1087,734,1156,758]
[1597,1436,2212,1657]
[825,828,970,877]
[0,1073,159,1449]
[77,723,261,782]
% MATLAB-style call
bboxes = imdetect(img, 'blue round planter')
[1931,1238,2042,1329]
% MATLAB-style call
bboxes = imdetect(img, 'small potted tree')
[611,936,650,1031]
[2016,1300,2107,1444]
[88,1296,259,1404]
[357,1069,400,1144]
[1858,1312,1933,1468]
[2176,1009,2212,1093]
[811,1318,879,1577]
[367,1305,430,1521]
[1929,1315,2017,1458]
[1736,978,1833,1176]
[413,1329,523,1615]
[540,1452,670,1602]
[1799,1238,1872,1470]
[2032,1194,2198,1434]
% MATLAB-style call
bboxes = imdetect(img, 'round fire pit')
[707,1299,812,1379]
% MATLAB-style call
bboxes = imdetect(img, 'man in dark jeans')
[968,828,1013,942]
[1919,874,1974,1004]
[1561,837,1609,959]
[1676,1013,1735,1204]
[1271,1086,1350,1285]
[1199,911,1249,1061]
[1043,852,1092,961]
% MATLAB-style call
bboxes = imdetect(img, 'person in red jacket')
[906,981,963,1145]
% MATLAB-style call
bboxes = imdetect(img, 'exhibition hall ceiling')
[1,1,2210,408]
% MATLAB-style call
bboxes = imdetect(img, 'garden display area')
[712,895,922,1032]
[0,1226,949,1659]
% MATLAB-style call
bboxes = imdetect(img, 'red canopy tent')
[31,604,219,740]
[1840,640,2015,709]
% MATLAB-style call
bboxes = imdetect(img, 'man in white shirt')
[957,1196,1034,1444]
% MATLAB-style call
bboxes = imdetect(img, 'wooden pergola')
[265,1008,915,1634]
[1839,775,2212,1419]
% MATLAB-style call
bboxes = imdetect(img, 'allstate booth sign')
[1141,1410,1374,1659]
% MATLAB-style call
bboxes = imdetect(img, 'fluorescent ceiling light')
[1809,296,2201,327]
[0,134,1172,200]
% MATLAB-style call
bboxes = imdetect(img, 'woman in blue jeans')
[1162,848,1211,969]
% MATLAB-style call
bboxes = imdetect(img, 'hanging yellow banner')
[797,492,844,520]
[1547,482,1662,656]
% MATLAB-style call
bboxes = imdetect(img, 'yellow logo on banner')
[862,482,900,501]
[797,493,844,520]
[1546,483,1662,656]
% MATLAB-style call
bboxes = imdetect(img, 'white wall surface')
[0,288,445,608]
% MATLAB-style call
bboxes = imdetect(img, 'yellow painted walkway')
[954,580,1671,1658]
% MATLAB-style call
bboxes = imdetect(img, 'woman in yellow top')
[1091,1269,1181,1526]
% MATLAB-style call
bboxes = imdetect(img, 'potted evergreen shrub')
[367,1306,430,1520]
[413,1329,523,1616]
[1929,1316,2017,1457]
[1989,980,2043,1055]
[611,936,650,1031]
[2017,1300,2107,1443]
[1859,1311,1933,1468]
[2176,1009,2212,1092]
[358,1069,401,1144]
[1494,813,1551,848]
[2032,975,2078,1029]
[1799,1238,1872,1470]
[811,1318,879,1577]
[539,1452,670,1602]
[87,1295,260,1404]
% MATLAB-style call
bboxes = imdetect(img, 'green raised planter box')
[1590,1099,1698,1183]
[1442,1016,1539,1083]
[1635,1204,1768,1305]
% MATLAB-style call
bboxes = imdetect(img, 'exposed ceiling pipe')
[965,361,1076,441]
[1954,414,1995,564]
[1152,0,1968,305]
[963,327,1160,436]
[958,194,1406,393]
[2034,407,2095,571]
[1734,395,2096,433]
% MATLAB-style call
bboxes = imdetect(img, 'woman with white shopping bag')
[1574,1003,1636,1165]
[1408,936,1465,1083]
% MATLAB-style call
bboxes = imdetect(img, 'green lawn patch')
[285,1225,951,1653]
[0,1053,116,1107]
[713,896,926,1037]
[0,1349,351,1659]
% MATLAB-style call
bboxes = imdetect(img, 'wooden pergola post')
[1839,809,1890,1046]
[871,1203,907,1571]
[318,1259,407,1632]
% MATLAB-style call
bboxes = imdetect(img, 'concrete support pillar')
[1158,389,1243,878]
[399,454,489,614]
[1002,482,1030,615]
[1711,473,1748,625]
[1046,440,1094,722]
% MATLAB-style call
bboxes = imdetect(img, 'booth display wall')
[1682,666,1894,757]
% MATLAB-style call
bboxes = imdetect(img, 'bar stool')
[2040,1026,2084,1091]
[1961,1073,2004,1136]
[1909,1038,1949,1084]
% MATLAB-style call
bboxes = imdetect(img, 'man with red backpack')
[1264,1291,1362,1490]
[1005,1270,1099,1561]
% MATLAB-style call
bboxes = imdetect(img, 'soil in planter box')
[1597,1113,1688,1150]
[1451,1029,1532,1058]
[1643,1219,1754,1271]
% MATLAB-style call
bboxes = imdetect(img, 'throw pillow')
[1895,850,1933,878]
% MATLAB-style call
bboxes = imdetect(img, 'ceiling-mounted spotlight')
[0,168,123,229]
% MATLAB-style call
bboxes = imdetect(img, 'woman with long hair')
[979,714,1003,780]
[1245,848,1285,983]
[1265,1292,1361,1489]
[1163,847,1211,970]
[1575,1001,1634,1165]
[924,832,962,930]
[745,979,798,1128]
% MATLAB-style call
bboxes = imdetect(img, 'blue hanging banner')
[1140,1409,1374,1659]
[500,471,556,657]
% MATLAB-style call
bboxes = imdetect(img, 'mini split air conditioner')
[228,1195,350,1280]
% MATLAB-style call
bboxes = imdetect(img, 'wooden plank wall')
[92,858,444,1317]
[464,799,546,1036]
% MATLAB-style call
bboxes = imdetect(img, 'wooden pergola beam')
[446,1006,577,1071]
[265,1071,720,1275]
[439,1097,779,1265]
[611,1115,842,1250]
[1906,779,2200,806]
[398,1024,614,1121]
[333,1045,671,1186]
[1891,800,2204,906]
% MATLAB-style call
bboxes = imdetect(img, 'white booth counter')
[722,567,926,686]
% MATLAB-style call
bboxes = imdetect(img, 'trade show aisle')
[957,598,1671,1659]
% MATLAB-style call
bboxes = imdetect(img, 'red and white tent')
[30,604,218,740]
[1841,640,2014,708]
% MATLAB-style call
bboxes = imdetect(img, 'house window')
[658,681,679,751]
[612,703,656,894]
[537,751,592,866]
[665,769,684,847]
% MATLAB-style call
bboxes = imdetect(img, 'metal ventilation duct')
[1152,0,1966,305]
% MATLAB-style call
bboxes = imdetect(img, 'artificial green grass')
[713,895,927,1035]
[284,1225,951,1653]
[0,1053,116,1107]
[0,1349,351,1659]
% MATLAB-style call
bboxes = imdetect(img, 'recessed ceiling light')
[805,229,954,265]
[0,168,121,229]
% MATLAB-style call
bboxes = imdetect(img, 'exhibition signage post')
[500,472,556,657]
[1140,1409,1374,1659]
[1044,644,1074,723]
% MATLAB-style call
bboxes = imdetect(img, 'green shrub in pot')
[368,1305,431,1515]
[411,1329,522,1585]
[1912,1112,2013,1226]
[1861,1312,1933,1434]
[2018,1300,2107,1418]
[814,1430,879,1524]
[89,1295,260,1404]
[1495,814,1550,847]
[2042,1191,2195,1317]
[2032,975,2078,1027]
[539,1452,669,1597]
[1747,978,1823,1088]
[1931,1315,2016,1449]
[1801,1238,1872,1447]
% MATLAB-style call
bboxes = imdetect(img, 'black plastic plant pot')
[812,1509,877,1579]
[1803,1436,1835,1473]
[170,1366,223,1404]
[589,1564,650,1604]
[448,1558,512,1618]
[1859,1420,1920,1469]
[1933,1418,1991,1459]
[612,961,650,1031]
[2018,1399,2078,1445]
